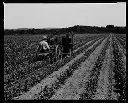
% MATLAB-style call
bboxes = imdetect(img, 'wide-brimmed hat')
[43,35,47,40]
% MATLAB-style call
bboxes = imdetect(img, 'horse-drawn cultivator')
[36,44,63,64]
[36,34,73,64]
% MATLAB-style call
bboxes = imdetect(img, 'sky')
[4,3,126,29]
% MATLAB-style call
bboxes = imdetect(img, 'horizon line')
[4,25,126,30]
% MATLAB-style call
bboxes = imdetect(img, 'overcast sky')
[4,3,126,29]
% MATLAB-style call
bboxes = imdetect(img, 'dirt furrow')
[92,37,111,100]
[13,37,105,100]
[50,36,109,100]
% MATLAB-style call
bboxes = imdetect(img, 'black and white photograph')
[4,3,126,101]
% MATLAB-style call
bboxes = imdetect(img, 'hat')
[43,35,47,40]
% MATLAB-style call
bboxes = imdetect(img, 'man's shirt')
[39,40,50,50]
[62,37,71,46]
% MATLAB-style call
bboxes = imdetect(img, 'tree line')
[4,25,126,35]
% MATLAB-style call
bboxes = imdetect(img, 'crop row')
[115,34,126,41]
[115,36,126,49]
[111,35,126,101]
[79,36,110,100]
[73,35,106,50]
[114,36,126,56]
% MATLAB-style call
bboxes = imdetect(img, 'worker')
[62,33,72,58]
[38,35,50,53]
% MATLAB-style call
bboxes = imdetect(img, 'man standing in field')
[62,33,72,58]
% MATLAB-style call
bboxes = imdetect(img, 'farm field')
[4,33,126,101]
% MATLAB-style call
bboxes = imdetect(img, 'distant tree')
[106,25,114,29]
[106,25,114,33]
